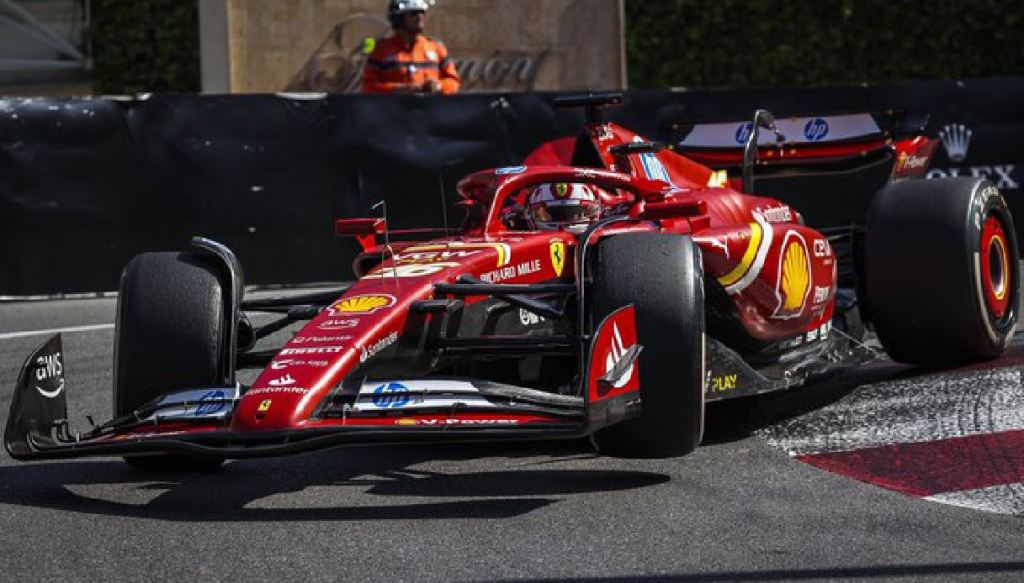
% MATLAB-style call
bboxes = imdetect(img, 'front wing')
[4,307,642,461]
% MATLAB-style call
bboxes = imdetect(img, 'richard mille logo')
[940,124,972,163]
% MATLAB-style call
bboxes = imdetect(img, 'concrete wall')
[201,0,625,93]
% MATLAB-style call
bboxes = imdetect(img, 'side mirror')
[335,217,386,252]
[608,141,664,174]
[608,141,664,156]
[741,109,783,194]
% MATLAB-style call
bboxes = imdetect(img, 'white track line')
[0,323,114,341]
[926,483,1024,516]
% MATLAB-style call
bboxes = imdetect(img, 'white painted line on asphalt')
[0,323,114,341]
[926,483,1024,516]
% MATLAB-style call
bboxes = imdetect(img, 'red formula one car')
[5,94,1018,467]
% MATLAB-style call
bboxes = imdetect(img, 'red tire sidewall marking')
[980,213,1011,319]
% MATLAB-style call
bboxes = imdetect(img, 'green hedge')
[90,0,199,94]
[88,0,1023,93]
[626,0,1024,88]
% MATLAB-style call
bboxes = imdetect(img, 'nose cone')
[227,235,570,434]
[229,288,419,433]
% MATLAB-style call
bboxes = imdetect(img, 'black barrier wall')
[2,78,1022,295]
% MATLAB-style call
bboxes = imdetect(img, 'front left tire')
[114,251,229,471]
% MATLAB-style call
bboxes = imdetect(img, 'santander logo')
[269,374,296,387]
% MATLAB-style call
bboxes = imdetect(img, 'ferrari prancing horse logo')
[550,240,566,277]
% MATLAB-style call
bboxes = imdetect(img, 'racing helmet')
[388,0,429,27]
[525,183,604,233]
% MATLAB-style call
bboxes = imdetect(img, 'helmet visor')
[530,202,600,225]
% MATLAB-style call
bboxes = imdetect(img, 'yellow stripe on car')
[718,221,763,287]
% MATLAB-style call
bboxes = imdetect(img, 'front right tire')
[588,233,705,458]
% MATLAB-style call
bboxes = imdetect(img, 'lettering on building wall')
[285,14,551,93]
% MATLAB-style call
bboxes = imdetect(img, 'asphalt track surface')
[2,293,1024,582]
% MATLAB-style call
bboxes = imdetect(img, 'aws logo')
[34,351,64,399]
[402,241,512,267]
[773,232,811,319]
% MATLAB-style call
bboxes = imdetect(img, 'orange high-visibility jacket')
[362,34,461,94]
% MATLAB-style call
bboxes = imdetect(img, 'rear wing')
[675,109,930,153]
[675,110,938,228]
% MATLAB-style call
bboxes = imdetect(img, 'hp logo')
[195,389,226,416]
[804,118,829,141]
[372,382,411,408]
[734,122,753,144]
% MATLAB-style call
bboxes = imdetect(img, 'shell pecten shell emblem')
[782,242,809,310]
[773,233,811,319]
[328,294,396,315]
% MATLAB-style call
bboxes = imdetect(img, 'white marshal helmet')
[389,0,430,21]
[525,182,604,233]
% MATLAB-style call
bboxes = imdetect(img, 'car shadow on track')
[0,439,670,521]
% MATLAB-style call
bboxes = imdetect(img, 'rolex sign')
[927,122,1021,192]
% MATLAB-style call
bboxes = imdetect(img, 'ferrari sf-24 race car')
[5,94,1019,467]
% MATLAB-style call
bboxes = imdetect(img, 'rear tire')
[864,178,1018,365]
[115,252,229,471]
[589,233,705,458]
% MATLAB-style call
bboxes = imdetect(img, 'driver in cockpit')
[520,183,608,233]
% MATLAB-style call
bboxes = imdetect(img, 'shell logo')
[328,294,396,315]
[773,234,811,319]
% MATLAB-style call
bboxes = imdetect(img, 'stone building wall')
[216,0,625,93]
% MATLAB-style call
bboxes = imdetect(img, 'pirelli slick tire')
[115,252,228,471]
[589,233,705,458]
[864,178,1018,365]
